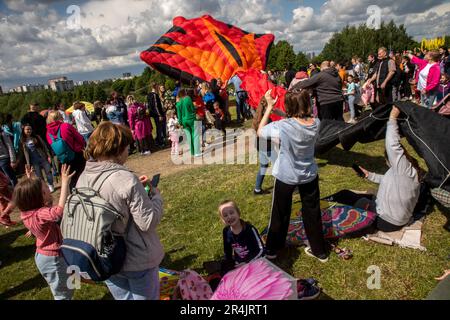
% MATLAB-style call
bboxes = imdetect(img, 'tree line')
[1,20,448,121]
[0,68,174,121]
[266,20,449,70]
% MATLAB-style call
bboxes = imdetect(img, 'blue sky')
[1,0,449,91]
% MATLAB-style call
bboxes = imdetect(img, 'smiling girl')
[219,200,264,268]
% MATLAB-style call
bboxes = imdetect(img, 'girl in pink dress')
[127,95,152,155]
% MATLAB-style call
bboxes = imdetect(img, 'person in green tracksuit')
[176,90,201,156]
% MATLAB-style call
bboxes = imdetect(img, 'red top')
[194,96,206,118]
[21,206,64,256]
[46,121,85,153]
[219,87,228,102]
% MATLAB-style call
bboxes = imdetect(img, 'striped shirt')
[21,206,64,257]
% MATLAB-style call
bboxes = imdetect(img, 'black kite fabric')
[315,102,450,191]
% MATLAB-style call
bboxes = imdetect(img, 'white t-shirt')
[58,110,71,123]
[72,109,94,134]
[418,64,433,91]
[167,117,179,133]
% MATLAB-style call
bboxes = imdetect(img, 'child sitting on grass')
[219,200,264,273]
[13,164,75,300]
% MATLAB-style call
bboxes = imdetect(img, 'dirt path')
[4,125,253,224]
[127,129,254,178]
[126,147,198,178]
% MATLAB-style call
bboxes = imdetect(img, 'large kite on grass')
[140,15,274,84]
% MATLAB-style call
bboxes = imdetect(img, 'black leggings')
[137,136,151,153]
[266,176,327,256]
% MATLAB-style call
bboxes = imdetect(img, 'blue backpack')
[49,127,75,164]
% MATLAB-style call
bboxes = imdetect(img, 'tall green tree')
[274,41,296,71]
[321,21,419,62]
[294,52,309,70]
[123,80,132,96]
[93,85,107,102]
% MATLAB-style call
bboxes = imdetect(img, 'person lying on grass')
[356,106,424,232]
[219,200,264,274]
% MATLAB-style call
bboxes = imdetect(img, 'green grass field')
[1,122,449,300]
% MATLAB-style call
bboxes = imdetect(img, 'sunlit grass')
[1,122,448,300]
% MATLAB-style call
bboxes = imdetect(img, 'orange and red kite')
[140,15,274,84]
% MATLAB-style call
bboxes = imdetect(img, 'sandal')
[331,244,353,260]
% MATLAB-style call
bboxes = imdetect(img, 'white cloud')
[284,0,449,52]
[4,0,43,12]
[0,0,449,84]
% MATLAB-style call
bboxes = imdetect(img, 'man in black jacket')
[292,61,344,121]
[21,103,47,141]
[147,84,166,147]
[366,54,378,81]
[365,47,397,105]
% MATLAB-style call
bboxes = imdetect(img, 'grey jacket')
[76,160,164,272]
[0,131,16,162]
[368,120,420,226]
[294,68,344,106]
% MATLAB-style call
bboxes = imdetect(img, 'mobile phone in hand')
[352,164,365,178]
[151,174,160,188]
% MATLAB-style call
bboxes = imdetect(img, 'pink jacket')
[46,121,85,153]
[411,56,440,92]
[127,103,152,140]
[21,206,64,256]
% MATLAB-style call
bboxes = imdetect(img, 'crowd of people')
[0,45,448,301]
[276,46,450,123]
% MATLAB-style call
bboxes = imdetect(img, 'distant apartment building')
[9,84,45,93]
[75,80,97,86]
[48,76,74,92]
[122,72,132,79]
[306,52,317,61]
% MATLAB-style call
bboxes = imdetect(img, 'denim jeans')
[421,90,438,109]
[31,156,53,186]
[236,91,248,121]
[35,253,74,300]
[0,157,17,187]
[105,267,160,300]
[81,132,92,144]
[255,150,272,191]
[347,95,356,120]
